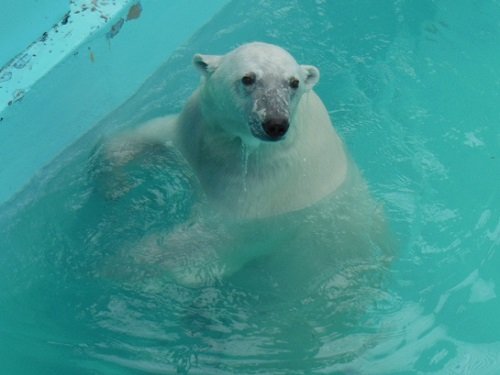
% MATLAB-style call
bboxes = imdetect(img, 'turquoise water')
[1,0,499,373]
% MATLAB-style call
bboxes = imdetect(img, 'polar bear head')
[193,42,320,145]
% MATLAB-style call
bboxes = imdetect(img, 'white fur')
[117,42,348,218]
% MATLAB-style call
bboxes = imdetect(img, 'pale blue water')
[1,1,499,374]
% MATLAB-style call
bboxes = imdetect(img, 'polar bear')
[101,42,391,286]
[108,42,348,219]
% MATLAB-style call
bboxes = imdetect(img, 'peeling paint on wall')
[127,3,142,21]
[107,18,125,39]
[107,3,142,39]
[0,0,137,112]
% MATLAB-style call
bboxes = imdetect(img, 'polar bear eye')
[241,73,256,86]
[289,77,300,89]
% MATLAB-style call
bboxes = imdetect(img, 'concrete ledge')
[0,0,136,113]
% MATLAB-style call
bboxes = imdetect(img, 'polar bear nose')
[262,118,289,140]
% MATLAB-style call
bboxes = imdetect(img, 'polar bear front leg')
[90,116,180,200]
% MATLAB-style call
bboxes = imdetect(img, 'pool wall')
[0,0,228,206]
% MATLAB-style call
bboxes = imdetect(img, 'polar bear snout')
[262,117,289,141]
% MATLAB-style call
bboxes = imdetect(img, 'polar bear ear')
[301,65,320,90]
[193,54,221,77]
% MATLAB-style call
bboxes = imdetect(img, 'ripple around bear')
[101,42,393,287]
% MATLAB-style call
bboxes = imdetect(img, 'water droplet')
[241,142,250,192]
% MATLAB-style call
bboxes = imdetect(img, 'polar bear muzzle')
[262,117,289,141]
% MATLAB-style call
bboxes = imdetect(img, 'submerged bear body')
[101,42,391,286]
